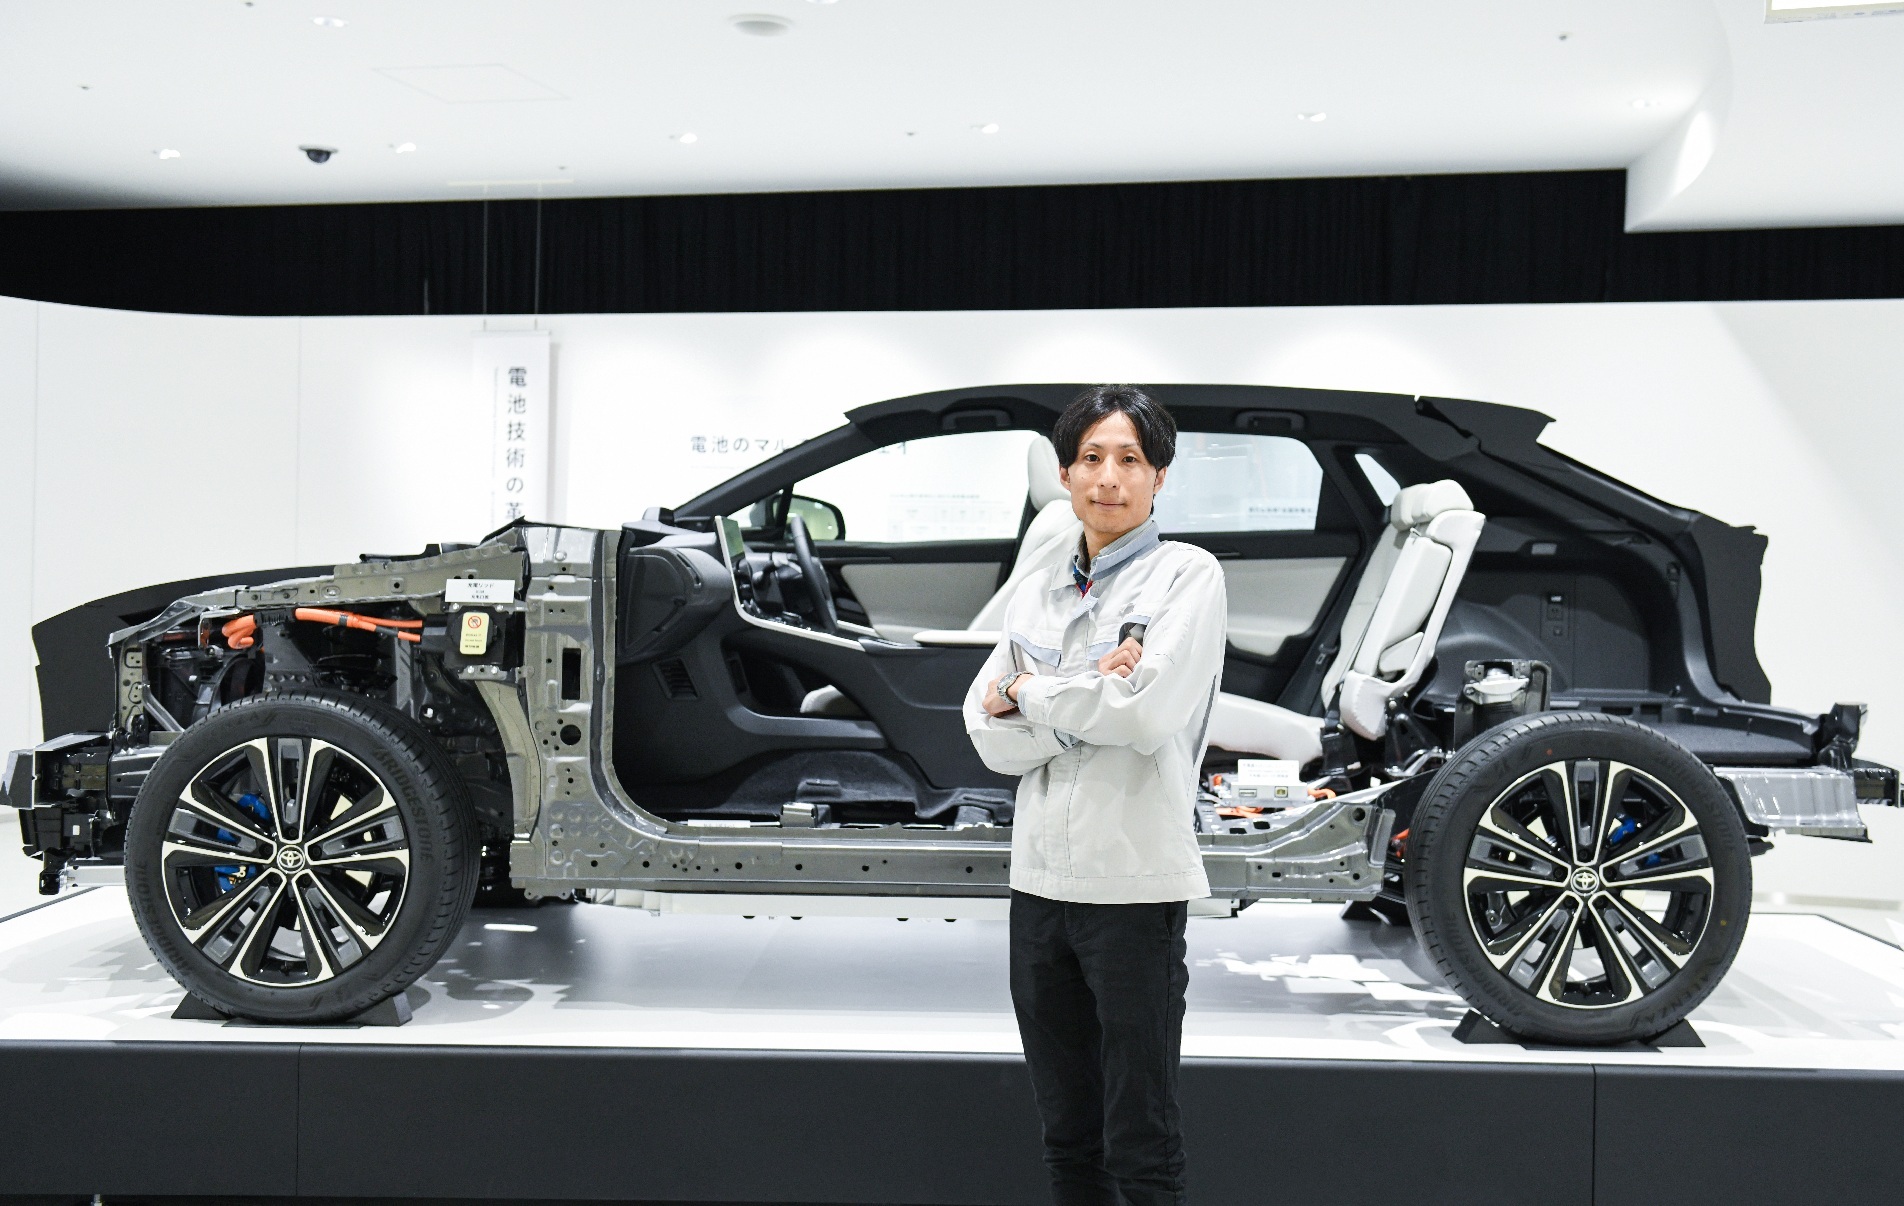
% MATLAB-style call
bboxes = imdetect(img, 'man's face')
[1059,410,1168,546]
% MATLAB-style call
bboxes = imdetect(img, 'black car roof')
[679,383,1554,521]
[843,383,1552,461]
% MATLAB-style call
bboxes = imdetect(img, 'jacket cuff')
[1015,674,1054,725]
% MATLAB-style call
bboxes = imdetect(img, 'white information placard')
[472,331,551,530]
[444,578,517,604]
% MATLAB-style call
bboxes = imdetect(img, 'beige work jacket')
[963,520,1225,903]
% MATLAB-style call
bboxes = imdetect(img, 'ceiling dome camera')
[299,145,336,164]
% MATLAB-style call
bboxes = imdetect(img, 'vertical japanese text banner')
[472,331,551,530]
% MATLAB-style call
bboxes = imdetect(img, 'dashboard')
[718,516,824,634]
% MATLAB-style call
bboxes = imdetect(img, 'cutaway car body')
[9,384,1897,1042]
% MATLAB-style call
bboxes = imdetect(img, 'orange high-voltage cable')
[294,608,424,643]
[220,614,259,649]
[219,610,424,647]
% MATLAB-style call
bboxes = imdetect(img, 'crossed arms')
[962,556,1227,775]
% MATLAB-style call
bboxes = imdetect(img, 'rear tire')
[125,692,477,1023]
[1406,712,1751,1045]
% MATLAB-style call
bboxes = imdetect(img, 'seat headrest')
[1389,479,1474,530]
[1027,435,1068,509]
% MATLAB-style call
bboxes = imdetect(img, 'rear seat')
[1206,481,1485,764]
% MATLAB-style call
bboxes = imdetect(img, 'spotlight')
[1630,98,1658,109]
[393,142,417,153]
[300,145,337,163]
[311,16,347,27]
[673,132,699,144]
[155,148,181,159]
[976,122,1000,134]
[1297,111,1327,123]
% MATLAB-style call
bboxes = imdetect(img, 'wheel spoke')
[301,872,382,964]
[295,740,339,838]
[1606,804,1699,868]
[1563,760,1605,865]
[1578,903,1650,1004]
[195,872,284,965]
[1528,900,1586,1003]
[175,869,267,939]
[269,736,309,842]
[1589,763,1637,866]
[1464,865,1568,893]
[175,783,277,850]
[308,814,409,872]
[1482,892,1568,970]
[1473,808,1567,875]
[287,878,341,982]
[303,783,396,848]
[233,739,282,832]
[1598,890,1694,967]
[1605,828,1710,888]
[164,805,272,865]
[1604,865,1714,894]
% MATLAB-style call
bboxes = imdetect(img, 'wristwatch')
[997,671,1028,704]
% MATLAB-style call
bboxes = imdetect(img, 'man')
[963,385,1227,1206]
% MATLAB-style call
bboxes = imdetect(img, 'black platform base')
[170,988,417,1027]
[1,1040,1896,1206]
[1451,1009,1706,1050]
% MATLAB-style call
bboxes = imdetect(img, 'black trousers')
[1009,889,1190,1206]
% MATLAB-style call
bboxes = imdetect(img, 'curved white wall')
[2,296,1900,764]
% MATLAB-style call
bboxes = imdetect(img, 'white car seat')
[1206,480,1485,764]
[808,436,1078,711]
[912,435,1081,646]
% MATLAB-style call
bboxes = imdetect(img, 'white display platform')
[4,885,1902,1070]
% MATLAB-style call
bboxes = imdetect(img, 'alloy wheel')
[159,736,411,985]
[1462,759,1714,1010]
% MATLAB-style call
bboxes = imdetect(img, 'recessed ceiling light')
[730,13,793,36]
[806,0,838,5]
[976,122,1000,134]
[1297,111,1327,123]
[1630,98,1658,109]
[673,132,699,144]
[154,148,181,159]
[393,141,417,153]
[311,16,347,28]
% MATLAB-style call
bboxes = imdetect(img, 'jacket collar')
[1051,518,1163,597]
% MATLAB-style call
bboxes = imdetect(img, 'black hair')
[1051,384,1177,469]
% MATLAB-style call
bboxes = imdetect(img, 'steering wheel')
[787,513,839,635]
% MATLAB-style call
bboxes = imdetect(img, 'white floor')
[7,803,1904,1070]
[4,876,1904,1074]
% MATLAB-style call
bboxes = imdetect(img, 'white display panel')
[0,298,1900,766]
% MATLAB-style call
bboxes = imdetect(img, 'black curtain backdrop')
[2,169,1901,317]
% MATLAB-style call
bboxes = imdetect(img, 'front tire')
[125,692,477,1023]
[1406,712,1751,1045]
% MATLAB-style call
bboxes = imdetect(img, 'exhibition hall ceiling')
[1,0,1899,230]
